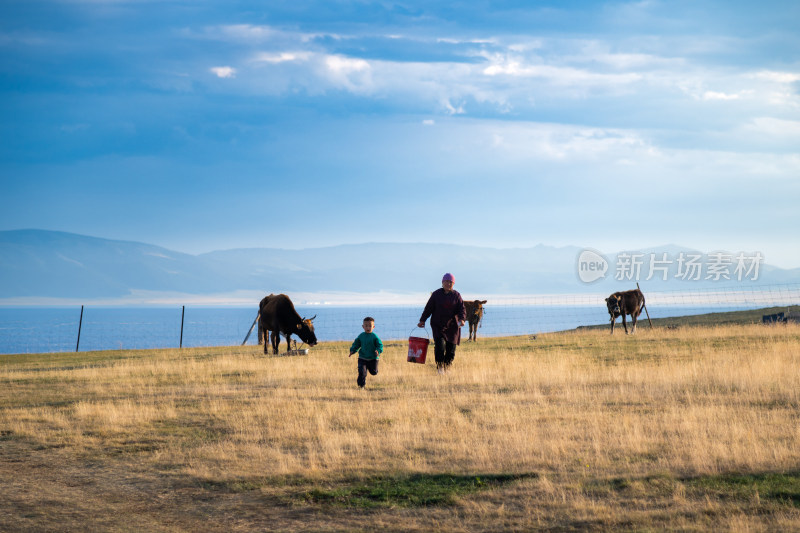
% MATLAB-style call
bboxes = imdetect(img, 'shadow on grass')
[296,473,537,508]
[684,471,800,508]
[584,471,800,509]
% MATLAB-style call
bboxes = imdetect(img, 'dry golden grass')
[1,323,799,531]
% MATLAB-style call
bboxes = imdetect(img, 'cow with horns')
[258,294,317,354]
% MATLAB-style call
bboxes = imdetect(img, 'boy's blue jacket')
[350,332,383,360]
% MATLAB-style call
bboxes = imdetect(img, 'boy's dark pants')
[357,358,379,388]
[433,336,456,369]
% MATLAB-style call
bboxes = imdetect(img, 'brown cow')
[605,289,645,335]
[464,300,487,341]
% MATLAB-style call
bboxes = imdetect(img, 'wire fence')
[1,283,799,355]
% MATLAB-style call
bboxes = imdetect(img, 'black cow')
[258,294,317,354]
[605,288,645,335]
[464,300,487,341]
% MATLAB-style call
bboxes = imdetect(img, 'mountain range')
[1,229,798,304]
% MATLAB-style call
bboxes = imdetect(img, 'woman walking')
[418,273,467,373]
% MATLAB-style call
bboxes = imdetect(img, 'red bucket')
[408,335,429,364]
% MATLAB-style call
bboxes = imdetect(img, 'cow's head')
[296,314,317,346]
[605,294,621,318]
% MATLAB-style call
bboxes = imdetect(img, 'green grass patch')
[685,472,800,508]
[296,473,536,508]
[201,479,266,493]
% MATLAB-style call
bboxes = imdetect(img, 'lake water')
[0,303,759,355]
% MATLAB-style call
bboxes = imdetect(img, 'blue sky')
[2,0,799,267]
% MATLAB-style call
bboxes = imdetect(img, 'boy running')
[349,317,384,388]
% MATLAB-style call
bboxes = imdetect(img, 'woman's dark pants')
[357,358,379,388]
[433,336,456,369]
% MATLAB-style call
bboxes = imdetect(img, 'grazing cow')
[258,294,317,354]
[605,289,645,335]
[464,300,487,341]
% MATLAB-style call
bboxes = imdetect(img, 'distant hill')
[1,230,798,301]
[0,230,229,298]
[197,242,584,294]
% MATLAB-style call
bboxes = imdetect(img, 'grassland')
[578,305,800,331]
[1,323,799,531]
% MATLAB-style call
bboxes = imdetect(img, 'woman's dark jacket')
[419,288,467,344]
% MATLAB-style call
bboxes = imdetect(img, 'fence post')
[242,312,260,346]
[76,305,84,352]
[637,282,653,327]
[180,305,185,348]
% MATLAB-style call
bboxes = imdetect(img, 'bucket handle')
[409,325,430,341]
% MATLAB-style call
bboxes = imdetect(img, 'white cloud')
[325,55,370,74]
[480,52,642,87]
[442,98,465,115]
[590,52,675,70]
[508,41,544,53]
[422,119,435,126]
[210,66,236,78]
[473,121,654,162]
[437,37,497,45]
[253,51,311,64]
[196,23,799,130]
[702,91,740,101]
[675,69,798,110]
[752,70,800,84]
[205,24,345,47]
[217,24,274,42]
[742,71,800,109]
[321,55,373,92]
